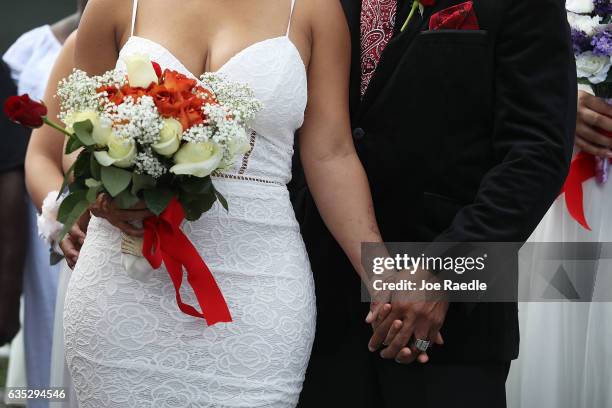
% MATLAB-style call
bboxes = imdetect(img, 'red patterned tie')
[360,0,397,97]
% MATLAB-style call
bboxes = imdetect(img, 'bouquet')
[568,0,612,183]
[4,54,262,324]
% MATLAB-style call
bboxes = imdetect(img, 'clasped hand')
[366,269,448,364]
[60,193,154,268]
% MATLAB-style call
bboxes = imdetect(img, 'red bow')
[561,152,597,231]
[429,1,479,31]
[143,198,232,325]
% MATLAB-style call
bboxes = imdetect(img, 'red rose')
[3,94,48,128]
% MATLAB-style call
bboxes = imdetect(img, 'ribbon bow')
[142,198,232,325]
[561,152,597,231]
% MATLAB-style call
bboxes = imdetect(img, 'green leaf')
[65,137,83,154]
[90,154,101,180]
[86,185,101,203]
[73,152,91,179]
[214,189,228,212]
[57,159,78,200]
[57,190,88,224]
[57,190,89,239]
[101,166,132,197]
[73,120,95,146]
[143,189,174,216]
[115,189,140,209]
[179,192,216,221]
[132,173,156,195]
[180,176,213,195]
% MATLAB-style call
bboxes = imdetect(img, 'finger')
[579,106,612,133]
[380,319,415,359]
[576,135,612,158]
[416,352,429,364]
[367,302,391,325]
[383,319,403,346]
[581,92,612,120]
[576,123,612,148]
[60,239,79,268]
[394,347,415,364]
[69,225,86,245]
[366,302,383,324]
[368,311,397,352]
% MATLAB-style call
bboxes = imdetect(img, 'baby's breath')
[113,96,163,145]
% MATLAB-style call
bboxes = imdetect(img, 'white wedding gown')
[508,87,612,407]
[63,1,316,406]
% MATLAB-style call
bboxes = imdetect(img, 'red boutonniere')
[401,0,437,32]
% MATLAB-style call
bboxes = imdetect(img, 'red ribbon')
[142,198,232,325]
[560,152,596,231]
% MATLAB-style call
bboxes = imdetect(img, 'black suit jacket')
[289,0,576,362]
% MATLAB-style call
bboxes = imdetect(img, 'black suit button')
[353,127,365,140]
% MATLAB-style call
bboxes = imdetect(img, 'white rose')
[566,0,595,14]
[170,141,223,177]
[152,118,182,157]
[567,12,602,36]
[94,134,137,168]
[576,51,612,84]
[67,111,112,146]
[227,127,251,157]
[123,54,158,88]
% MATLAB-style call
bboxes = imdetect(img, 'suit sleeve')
[435,0,576,243]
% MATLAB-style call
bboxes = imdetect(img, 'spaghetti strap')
[286,0,296,36]
[130,0,139,37]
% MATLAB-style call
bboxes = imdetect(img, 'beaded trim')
[212,172,284,186]
[239,129,257,174]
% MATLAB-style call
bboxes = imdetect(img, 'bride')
[63,0,382,406]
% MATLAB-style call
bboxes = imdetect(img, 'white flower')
[170,141,223,177]
[567,12,602,36]
[37,191,64,252]
[123,54,158,88]
[566,0,595,14]
[94,134,137,168]
[66,110,112,146]
[227,127,251,157]
[576,51,612,84]
[152,118,182,157]
[113,96,163,146]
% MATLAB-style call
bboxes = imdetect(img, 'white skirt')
[508,176,612,408]
[63,180,316,407]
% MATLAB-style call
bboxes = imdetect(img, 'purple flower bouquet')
[568,0,612,183]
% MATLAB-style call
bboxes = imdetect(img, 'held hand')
[367,300,448,364]
[60,211,91,269]
[576,91,612,157]
[89,193,154,237]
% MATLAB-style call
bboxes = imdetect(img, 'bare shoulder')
[303,0,349,38]
[76,0,132,74]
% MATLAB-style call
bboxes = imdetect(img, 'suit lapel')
[341,0,363,121]
[358,5,435,119]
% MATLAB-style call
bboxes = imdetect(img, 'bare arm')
[25,32,78,209]
[299,0,382,282]
[74,0,125,74]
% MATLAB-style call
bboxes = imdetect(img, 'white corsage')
[37,191,65,255]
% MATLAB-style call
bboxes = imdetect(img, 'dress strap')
[130,0,139,37]
[286,0,296,36]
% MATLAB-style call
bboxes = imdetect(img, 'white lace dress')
[63,2,316,406]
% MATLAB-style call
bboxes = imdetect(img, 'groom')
[290,0,576,407]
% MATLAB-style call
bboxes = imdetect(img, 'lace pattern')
[64,22,314,407]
